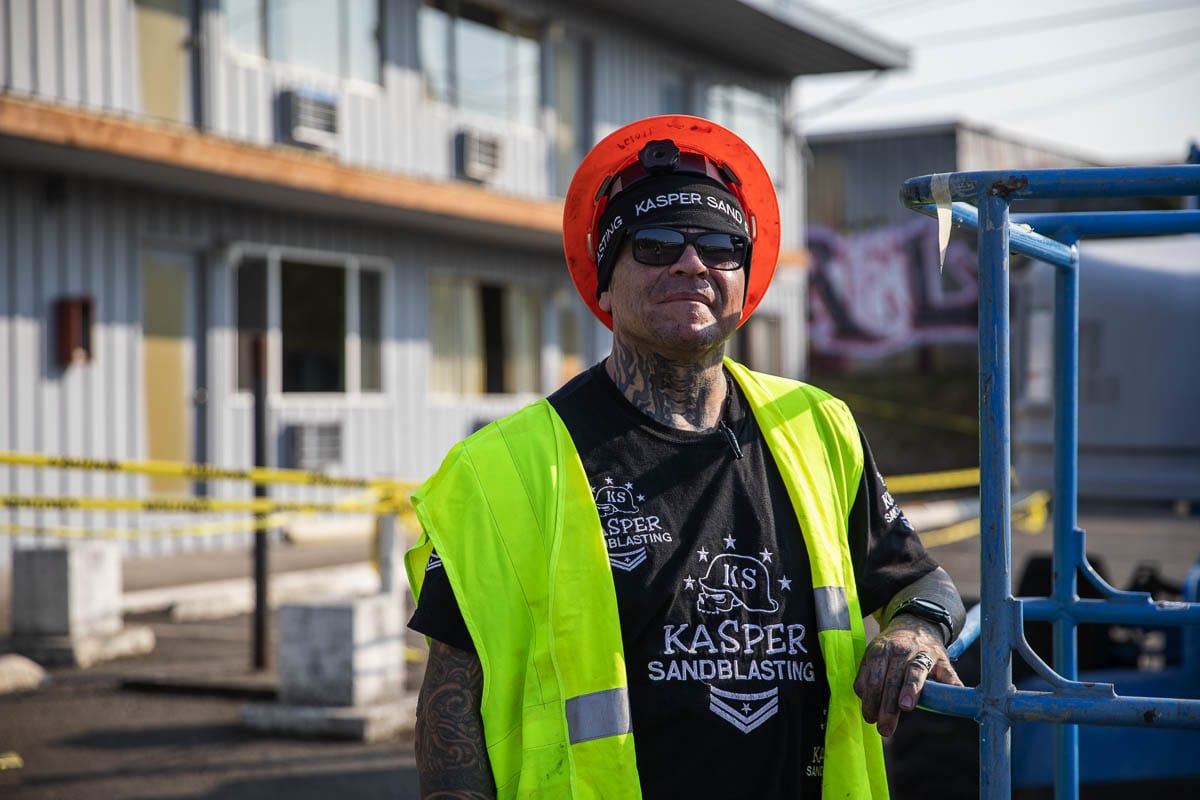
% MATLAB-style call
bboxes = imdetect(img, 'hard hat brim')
[563,115,781,330]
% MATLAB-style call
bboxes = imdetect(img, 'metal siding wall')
[60,0,81,104]
[0,175,12,546]
[6,0,34,93]
[808,134,958,230]
[957,127,1094,172]
[1,0,134,109]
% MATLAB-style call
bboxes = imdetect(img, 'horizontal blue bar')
[908,202,1076,268]
[1012,210,1200,238]
[1007,691,1200,729]
[919,683,1200,729]
[1020,597,1200,626]
[901,165,1200,206]
[948,603,982,660]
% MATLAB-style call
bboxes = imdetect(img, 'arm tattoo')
[608,334,726,431]
[416,639,496,800]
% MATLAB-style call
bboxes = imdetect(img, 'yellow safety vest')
[407,359,889,798]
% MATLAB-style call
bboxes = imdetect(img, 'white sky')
[795,0,1200,164]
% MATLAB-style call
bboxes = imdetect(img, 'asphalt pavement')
[0,503,1197,799]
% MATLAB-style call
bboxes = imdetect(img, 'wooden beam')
[0,95,563,235]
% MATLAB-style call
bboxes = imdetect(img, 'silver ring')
[910,652,935,672]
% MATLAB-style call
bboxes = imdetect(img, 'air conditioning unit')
[282,423,342,471]
[280,88,338,150]
[455,129,503,182]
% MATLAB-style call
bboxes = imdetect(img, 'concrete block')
[277,593,404,707]
[12,542,122,638]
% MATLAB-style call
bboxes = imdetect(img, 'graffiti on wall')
[807,217,978,359]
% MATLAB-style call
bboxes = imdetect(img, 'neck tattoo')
[606,337,727,432]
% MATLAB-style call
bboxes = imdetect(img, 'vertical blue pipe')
[1052,234,1082,799]
[978,191,1013,800]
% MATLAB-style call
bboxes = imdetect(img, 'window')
[429,275,542,395]
[225,0,380,83]
[419,0,541,127]
[282,262,345,392]
[707,84,782,182]
[235,255,385,394]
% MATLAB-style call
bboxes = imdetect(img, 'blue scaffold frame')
[899,165,1200,800]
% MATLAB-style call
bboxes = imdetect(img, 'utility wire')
[920,0,1200,46]
[1006,49,1200,121]
[833,0,972,20]
[832,23,1200,109]
[801,72,888,121]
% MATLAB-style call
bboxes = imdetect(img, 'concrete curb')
[241,692,419,742]
[122,563,380,621]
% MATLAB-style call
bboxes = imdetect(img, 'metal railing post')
[1051,231,1082,800]
[978,190,1014,800]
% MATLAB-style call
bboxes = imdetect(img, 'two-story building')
[0,0,904,562]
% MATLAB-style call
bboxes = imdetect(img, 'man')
[406,115,965,799]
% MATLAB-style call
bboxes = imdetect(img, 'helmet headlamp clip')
[638,139,681,174]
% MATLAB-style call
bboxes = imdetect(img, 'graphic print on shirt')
[649,532,817,733]
[593,475,673,572]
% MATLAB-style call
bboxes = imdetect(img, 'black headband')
[594,173,749,298]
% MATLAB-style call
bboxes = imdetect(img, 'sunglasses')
[629,227,748,270]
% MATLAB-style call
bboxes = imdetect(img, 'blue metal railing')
[900,165,1200,800]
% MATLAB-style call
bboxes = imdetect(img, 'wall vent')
[283,423,342,471]
[280,88,338,149]
[455,129,503,182]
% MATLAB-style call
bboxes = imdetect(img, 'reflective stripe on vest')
[566,687,633,744]
[814,585,852,632]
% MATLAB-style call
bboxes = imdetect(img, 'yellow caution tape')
[0,451,415,491]
[885,467,981,494]
[0,751,23,770]
[1,494,404,515]
[0,486,393,541]
[920,491,1050,548]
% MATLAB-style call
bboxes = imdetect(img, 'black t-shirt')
[410,362,937,798]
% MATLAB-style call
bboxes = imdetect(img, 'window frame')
[229,243,390,402]
[417,0,543,128]
[222,0,384,86]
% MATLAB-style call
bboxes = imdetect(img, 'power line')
[921,0,1200,46]
[842,23,1200,108]
[1007,49,1200,121]
[801,72,887,121]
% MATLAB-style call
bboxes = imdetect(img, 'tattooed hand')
[853,617,963,738]
[415,639,496,799]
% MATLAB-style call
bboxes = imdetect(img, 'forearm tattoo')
[415,639,496,799]
[608,334,726,431]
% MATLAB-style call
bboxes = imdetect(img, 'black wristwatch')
[890,597,954,646]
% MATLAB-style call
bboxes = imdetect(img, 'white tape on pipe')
[931,172,952,272]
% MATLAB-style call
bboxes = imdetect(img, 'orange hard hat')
[563,114,780,329]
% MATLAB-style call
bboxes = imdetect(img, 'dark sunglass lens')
[695,234,745,268]
[633,228,686,265]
